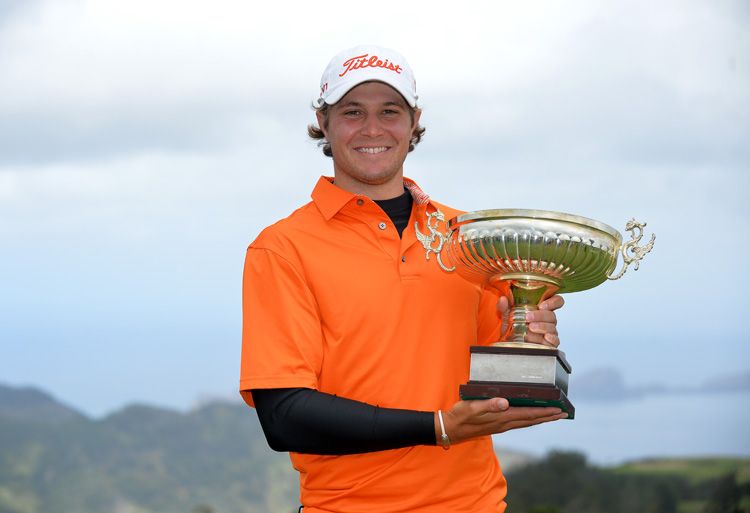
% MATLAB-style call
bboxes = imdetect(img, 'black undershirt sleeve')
[252,388,436,454]
[251,189,432,455]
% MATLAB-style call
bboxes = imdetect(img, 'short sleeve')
[240,246,324,407]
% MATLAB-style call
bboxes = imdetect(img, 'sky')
[0,0,748,463]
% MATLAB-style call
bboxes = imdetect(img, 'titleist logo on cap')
[339,53,403,77]
[314,45,417,108]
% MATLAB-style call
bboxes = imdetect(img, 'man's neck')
[331,170,406,200]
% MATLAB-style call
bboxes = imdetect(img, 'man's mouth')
[355,146,389,154]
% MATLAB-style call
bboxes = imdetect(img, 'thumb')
[484,397,510,413]
[497,295,510,314]
[497,296,511,339]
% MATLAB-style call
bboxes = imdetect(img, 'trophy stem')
[491,274,560,346]
[509,305,535,343]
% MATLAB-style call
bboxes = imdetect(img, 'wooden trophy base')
[460,345,575,419]
[459,381,575,419]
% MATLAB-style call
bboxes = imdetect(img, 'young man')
[240,45,567,513]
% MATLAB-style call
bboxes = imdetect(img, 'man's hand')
[497,294,564,347]
[436,398,567,445]
[431,295,568,446]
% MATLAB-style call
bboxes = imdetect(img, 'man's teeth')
[357,147,388,154]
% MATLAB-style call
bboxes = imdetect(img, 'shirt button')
[356,199,364,206]
[401,255,406,263]
[378,222,387,230]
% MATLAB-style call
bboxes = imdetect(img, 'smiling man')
[240,45,567,513]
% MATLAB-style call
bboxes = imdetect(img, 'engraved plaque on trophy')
[416,209,655,419]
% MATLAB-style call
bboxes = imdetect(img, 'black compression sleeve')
[251,388,437,454]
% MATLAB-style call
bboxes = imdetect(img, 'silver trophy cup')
[417,209,655,419]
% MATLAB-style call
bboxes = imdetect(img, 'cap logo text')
[339,54,402,78]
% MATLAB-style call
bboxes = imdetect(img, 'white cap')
[314,45,418,108]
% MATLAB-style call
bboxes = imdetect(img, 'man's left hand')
[496,295,564,348]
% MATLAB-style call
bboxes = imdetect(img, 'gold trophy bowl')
[416,209,655,419]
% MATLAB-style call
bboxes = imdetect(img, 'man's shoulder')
[248,200,322,253]
[429,199,466,221]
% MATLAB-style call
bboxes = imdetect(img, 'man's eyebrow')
[335,100,407,109]
[337,101,363,108]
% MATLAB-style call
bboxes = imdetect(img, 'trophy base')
[461,345,575,419]
[468,345,572,392]
[459,382,575,419]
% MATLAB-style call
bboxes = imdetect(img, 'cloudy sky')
[1,0,748,463]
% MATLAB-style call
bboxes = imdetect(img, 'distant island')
[0,383,747,513]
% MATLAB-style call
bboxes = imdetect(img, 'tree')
[703,473,743,513]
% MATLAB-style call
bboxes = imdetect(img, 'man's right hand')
[435,398,568,446]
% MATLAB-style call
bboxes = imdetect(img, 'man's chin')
[335,168,403,187]
[356,170,402,186]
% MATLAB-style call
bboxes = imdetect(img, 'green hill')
[0,385,297,513]
[1,384,748,513]
[505,451,750,513]
[615,458,750,513]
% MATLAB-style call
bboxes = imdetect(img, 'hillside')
[506,452,750,513]
[0,384,748,513]
[0,385,84,424]
[0,385,297,513]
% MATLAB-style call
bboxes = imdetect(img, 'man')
[240,45,567,513]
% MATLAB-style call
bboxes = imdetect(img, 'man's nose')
[360,115,384,137]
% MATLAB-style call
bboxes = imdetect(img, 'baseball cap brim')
[320,77,418,108]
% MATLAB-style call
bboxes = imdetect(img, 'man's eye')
[344,110,361,117]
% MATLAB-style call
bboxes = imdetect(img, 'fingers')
[526,302,560,347]
[487,406,567,434]
[539,294,564,311]
[498,411,569,433]
[446,400,567,443]
[499,294,564,313]
[526,322,559,347]
[500,406,564,421]
[525,309,557,324]
[498,294,563,347]
[524,333,560,347]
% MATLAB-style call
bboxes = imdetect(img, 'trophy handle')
[607,218,656,280]
[415,210,456,272]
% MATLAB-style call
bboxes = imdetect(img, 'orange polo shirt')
[240,176,506,513]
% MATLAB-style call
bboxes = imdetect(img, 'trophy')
[416,209,654,419]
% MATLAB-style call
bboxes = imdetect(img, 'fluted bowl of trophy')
[416,209,655,419]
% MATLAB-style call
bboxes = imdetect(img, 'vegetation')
[1,384,748,513]
[506,451,750,513]
[0,387,298,513]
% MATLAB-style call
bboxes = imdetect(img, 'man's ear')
[316,110,328,137]
[412,108,422,130]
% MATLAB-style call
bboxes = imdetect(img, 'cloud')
[1,0,746,170]
[0,0,318,166]
[0,0,41,28]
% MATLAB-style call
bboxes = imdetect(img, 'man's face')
[318,81,420,197]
